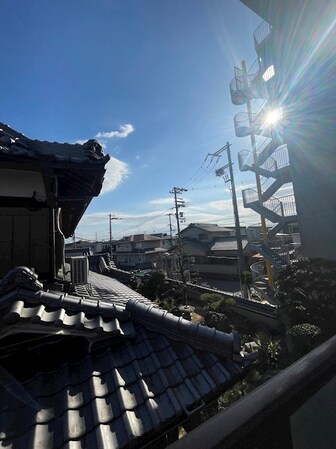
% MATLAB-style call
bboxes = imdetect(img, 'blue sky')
[1,0,277,241]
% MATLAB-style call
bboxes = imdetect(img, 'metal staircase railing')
[238,149,251,171]
[277,194,297,217]
[261,157,277,183]
[230,59,265,105]
[238,143,289,177]
[242,188,259,207]
[243,189,297,225]
[273,145,289,169]
[234,100,274,138]
[250,260,266,281]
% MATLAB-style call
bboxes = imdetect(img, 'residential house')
[114,233,173,270]
[175,223,251,281]
[65,240,111,257]
[0,123,252,448]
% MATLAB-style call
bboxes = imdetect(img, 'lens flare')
[264,107,283,126]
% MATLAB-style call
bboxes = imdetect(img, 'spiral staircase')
[230,22,300,301]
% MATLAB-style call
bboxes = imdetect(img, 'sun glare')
[264,107,283,126]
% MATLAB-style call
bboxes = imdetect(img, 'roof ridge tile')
[126,299,241,360]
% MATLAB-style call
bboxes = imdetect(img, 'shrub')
[288,323,323,359]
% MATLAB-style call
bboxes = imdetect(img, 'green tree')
[276,258,336,337]
[276,258,336,360]
[138,270,167,300]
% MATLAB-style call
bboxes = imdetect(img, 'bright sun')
[264,107,283,126]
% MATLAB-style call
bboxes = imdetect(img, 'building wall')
[193,262,239,280]
[245,0,336,260]
[0,207,50,276]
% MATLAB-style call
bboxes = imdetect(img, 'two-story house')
[114,233,173,269]
[177,223,251,281]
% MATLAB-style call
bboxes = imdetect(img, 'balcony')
[230,60,265,105]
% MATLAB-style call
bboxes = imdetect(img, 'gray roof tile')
[0,270,251,449]
[211,237,248,251]
[0,122,109,166]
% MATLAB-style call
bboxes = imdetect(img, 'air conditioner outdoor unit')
[70,256,89,285]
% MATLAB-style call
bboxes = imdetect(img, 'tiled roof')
[118,234,163,243]
[181,223,232,234]
[211,238,249,252]
[0,123,110,237]
[0,268,251,449]
[0,122,109,165]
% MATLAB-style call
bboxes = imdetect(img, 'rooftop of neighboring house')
[181,223,233,234]
[0,260,253,449]
[65,240,96,249]
[211,237,249,252]
[117,234,167,243]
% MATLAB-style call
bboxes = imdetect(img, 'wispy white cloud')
[95,124,135,139]
[149,197,174,206]
[101,156,130,194]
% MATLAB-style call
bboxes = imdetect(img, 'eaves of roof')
[0,123,109,166]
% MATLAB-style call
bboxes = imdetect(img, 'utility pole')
[166,213,174,242]
[109,214,122,259]
[242,59,273,287]
[169,187,188,303]
[208,142,247,297]
[169,187,187,239]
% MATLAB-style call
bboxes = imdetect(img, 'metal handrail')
[264,196,283,216]
[277,194,297,216]
[168,335,336,449]
[250,261,266,280]
[271,145,289,170]
[242,188,259,207]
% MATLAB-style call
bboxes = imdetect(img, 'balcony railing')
[168,336,336,449]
